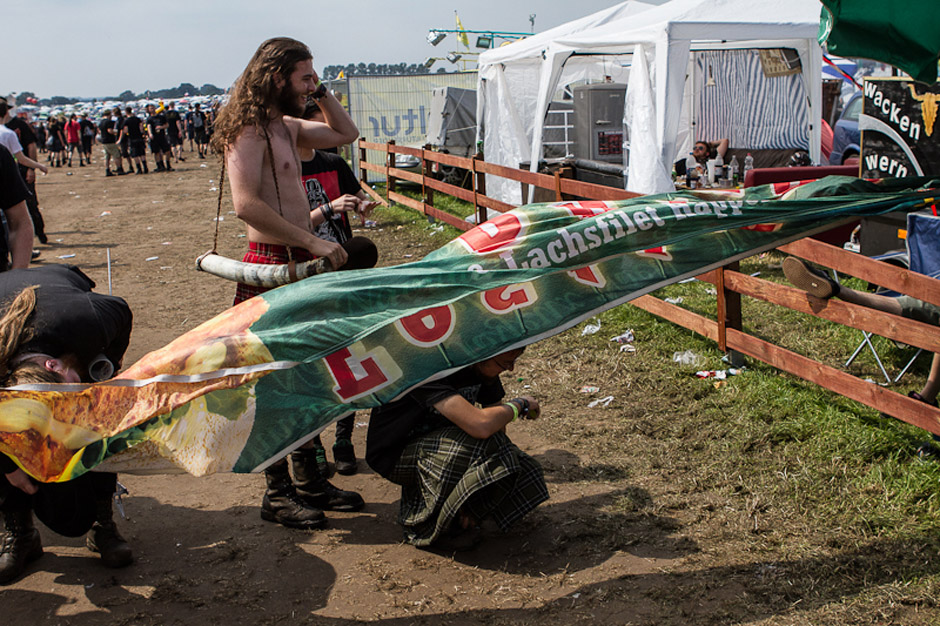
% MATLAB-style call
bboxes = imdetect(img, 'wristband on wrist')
[311,81,328,100]
[503,401,520,422]
[320,202,333,221]
[510,397,530,419]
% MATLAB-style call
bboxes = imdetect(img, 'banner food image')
[1,176,935,482]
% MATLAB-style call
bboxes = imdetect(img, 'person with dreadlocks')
[211,37,366,530]
[0,265,134,584]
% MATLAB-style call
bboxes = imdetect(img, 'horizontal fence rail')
[358,140,640,230]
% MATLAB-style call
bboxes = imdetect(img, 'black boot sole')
[260,509,327,529]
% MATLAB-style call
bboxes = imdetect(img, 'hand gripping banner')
[2,176,937,482]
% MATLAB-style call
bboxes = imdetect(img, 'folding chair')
[845,212,940,383]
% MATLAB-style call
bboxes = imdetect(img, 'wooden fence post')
[358,141,368,184]
[386,140,396,197]
[422,144,435,223]
[716,261,744,365]
[473,151,486,224]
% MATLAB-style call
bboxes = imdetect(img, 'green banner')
[1,176,936,482]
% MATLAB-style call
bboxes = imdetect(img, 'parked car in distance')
[829,91,862,165]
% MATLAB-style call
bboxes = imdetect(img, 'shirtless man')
[210,37,364,530]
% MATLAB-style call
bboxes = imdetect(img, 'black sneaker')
[333,439,358,475]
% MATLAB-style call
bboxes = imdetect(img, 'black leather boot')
[260,459,326,529]
[0,507,43,585]
[86,493,133,568]
[291,449,364,512]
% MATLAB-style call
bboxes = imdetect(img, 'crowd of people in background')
[28,101,217,176]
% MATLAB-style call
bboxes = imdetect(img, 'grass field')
[376,182,940,623]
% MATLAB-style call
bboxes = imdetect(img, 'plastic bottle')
[714,151,724,180]
[744,153,754,176]
[686,153,698,188]
[729,155,739,183]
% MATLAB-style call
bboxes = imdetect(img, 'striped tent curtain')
[694,49,809,151]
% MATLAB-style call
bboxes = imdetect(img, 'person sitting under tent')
[0,265,134,585]
[366,348,548,551]
[783,257,940,448]
[675,138,729,175]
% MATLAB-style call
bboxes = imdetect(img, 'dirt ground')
[2,148,931,625]
[1,150,685,626]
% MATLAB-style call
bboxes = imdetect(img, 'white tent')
[476,1,656,204]
[478,0,824,201]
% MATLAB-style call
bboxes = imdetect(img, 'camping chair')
[845,212,940,383]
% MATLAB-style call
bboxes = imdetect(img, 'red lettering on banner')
[772,180,815,195]
[457,213,525,254]
[324,343,402,402]
[636,246,673,261]
[741,223,783,232]
[555,201,614,218]
[481,282,538,314]
[395,305,456,347]
[568,265,607,288]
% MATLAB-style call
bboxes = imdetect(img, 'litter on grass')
[580,385,599,394]
[664,297,684,305]
[610,330,634,344]
[694,368,743,379]
[588,395,614,408]
[581,318,601,336]
[673,350,703,366]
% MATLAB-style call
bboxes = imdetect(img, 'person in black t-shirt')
[145,104,173,172]
[367,349,548,551]
[0,145,37,270]
[0,265,135,584]
[79,113,96,162]
[4,106,47,244]
[97,113,125,176]
[165,102,184,164]
[47,117,66,167]
[298,99,378,476]
[191,103,208,158]
[123,107,148,174]
[113,108,130,164]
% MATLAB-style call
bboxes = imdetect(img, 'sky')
[4,0,632,100]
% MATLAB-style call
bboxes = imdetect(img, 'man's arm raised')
[228,129,348,268]
[294,89,358,151]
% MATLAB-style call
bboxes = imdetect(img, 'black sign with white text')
[861,78,939,179]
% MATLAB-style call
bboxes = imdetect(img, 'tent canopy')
[478,0,824,199]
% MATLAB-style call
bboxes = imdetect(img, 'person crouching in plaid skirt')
[366,348,548,551]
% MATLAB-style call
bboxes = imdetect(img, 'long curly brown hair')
[211,37,312,152]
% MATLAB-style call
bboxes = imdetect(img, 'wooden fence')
[357,140,640,230]
[357,141,940,437]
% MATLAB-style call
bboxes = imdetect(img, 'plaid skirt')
[388,426,548,546]
[233,242,314,305]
